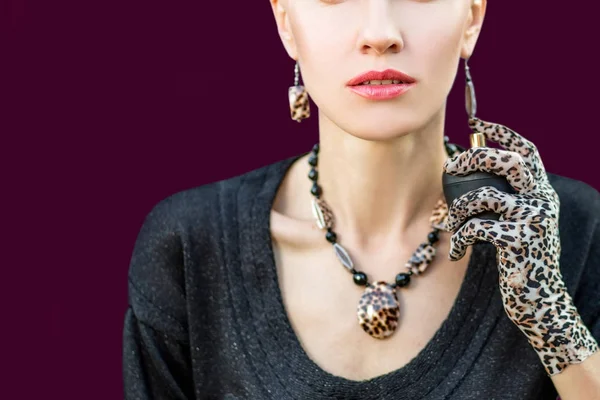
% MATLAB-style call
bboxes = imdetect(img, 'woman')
[122,0,600,398]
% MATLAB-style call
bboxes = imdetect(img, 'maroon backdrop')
[3,0,599,398]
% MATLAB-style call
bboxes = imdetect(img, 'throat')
[311,146,449,240]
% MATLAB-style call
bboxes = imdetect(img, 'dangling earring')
[464,57,485,148]
[288,61,310,122]
[464,57,477,120]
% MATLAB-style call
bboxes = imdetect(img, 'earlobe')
[269,0,298,60]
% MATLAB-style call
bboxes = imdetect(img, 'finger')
[468,117,547,182]
[443,147,536,193]
[448,218,500,261]
[445,186,529,232]
[449,217,527,261]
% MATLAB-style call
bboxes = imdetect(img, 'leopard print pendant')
[357,282,400,339]
[288,85,310,122]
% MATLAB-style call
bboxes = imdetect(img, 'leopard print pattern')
[405,243,436,275]
[288,85,310,122]
[442,117,599,376]
[429,199,448,229]
[357,281,400,339]
[430,198,450,230]
[406,196,453,275]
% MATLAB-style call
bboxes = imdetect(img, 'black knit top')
[122,152,600,400]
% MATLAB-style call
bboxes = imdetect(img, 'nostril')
[388,43,401,52]
[359,35,404,55]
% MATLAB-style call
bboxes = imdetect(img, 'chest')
[272,235,473,382]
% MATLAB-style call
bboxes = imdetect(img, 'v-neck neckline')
[239,152,501,399]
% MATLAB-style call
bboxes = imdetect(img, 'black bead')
[308,169,318,181]
[353,272,368,286]
[325,230,337,243]
[308,154,318,167]
[395,272,411,287]
[427,231,439,244]
[312,143,320,154]
[311,183,322,197]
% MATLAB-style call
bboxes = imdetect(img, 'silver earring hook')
[294,61,300,87]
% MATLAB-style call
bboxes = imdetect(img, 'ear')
[269,0,298,60]
[460,0,487,59]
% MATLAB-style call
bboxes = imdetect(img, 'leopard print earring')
[288,61,310,122]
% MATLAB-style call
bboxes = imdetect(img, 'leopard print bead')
[405,243,436,275]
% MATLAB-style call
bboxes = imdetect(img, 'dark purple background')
[4,0,599,398]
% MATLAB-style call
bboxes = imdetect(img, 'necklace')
[307,138,461,339]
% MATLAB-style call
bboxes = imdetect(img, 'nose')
[357,0,403,55]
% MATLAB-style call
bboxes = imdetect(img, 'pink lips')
[346,68,416,100]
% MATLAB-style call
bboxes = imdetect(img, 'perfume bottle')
[442,58,515,223]
[442,133,515,222]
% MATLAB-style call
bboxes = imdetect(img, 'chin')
[335,112,424,143]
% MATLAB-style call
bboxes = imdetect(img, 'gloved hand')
[442,117,599,376]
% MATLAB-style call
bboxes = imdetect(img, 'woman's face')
[271,0,486,141]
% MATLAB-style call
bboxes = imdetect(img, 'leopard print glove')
[442,117,599,376]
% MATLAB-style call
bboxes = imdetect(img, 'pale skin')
[268,0,600,398]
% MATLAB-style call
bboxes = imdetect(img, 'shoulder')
[141,154,298,233]
[547,173,600,249]
[129,153,301,280]
[547,172,600,225]
[126,154,300,328]
[132,155,291,253]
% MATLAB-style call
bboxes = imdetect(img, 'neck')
[315,109,449,251]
